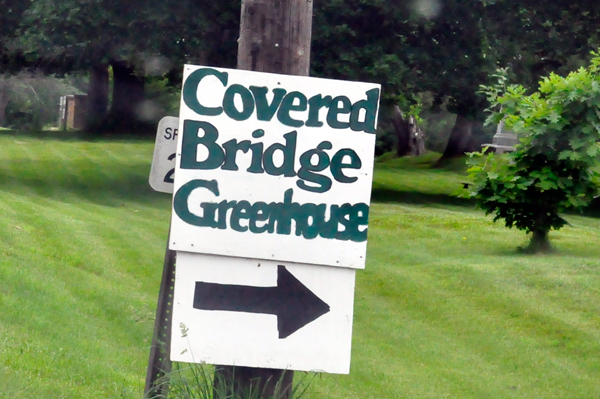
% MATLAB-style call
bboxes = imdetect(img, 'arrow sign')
[193,265,330,338]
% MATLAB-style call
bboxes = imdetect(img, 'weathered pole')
[237,0,312,75]
[214,0,313,397]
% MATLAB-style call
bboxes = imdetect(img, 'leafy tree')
[483,0,600,88]
[311,0,497,158]
[311,0,414,101]
[409,0,493,160]
[15,0,240,132]
[415,0,600,159]
[0,0,31,126]
[15,0,155,129]
[467,59,600,252]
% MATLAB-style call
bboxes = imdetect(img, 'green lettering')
[248,142,264,174]
[223,84,255,121]
[249,202,270,233]
[221,139,251,171]
[248,129,265,173]
[349,202,369,242]
[182,68,227,116]
[250,86,287,121]
[267,189,294,235]
[263,131,297,177]
[326,96,351,129]
[180,120,224,170]
[293,203,326,239]
[330,149,362,183]
[173,179,220,227]
[306,95,332,128]
[217,200,237,229]
[296,141,332,193]
[350,88,380,134]
[266,202,283,234]
[319,205,339,239]
[198,202,219,228]
[335,204,353,241]
[230,200,252,232]
[277,91,307,128]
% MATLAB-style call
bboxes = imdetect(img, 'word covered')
[170,65,380,268]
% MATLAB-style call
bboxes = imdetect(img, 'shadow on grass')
[5,165,475,209]
[371,187,475,207]
[0,129,155,142]
[1,159,167,208]
[371,187,600,225]
[375,152,469,173]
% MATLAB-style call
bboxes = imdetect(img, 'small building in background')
[59,95,88,130]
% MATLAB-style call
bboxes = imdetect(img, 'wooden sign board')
[169,65,381,269]
[170,251,356,374]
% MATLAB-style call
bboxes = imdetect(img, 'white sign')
[170,65,381,269]
[149,116,179,193]
[170,251,356,374]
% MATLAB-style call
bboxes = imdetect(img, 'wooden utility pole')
[237,0,312,76]
[214,0,313,397]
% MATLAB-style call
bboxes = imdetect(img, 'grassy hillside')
[1,131,599,398]
[0,131,170,397]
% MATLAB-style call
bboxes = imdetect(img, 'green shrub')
[467,57,600,252]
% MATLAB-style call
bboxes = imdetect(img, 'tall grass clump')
[150,363,314,399]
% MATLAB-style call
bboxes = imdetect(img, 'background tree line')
[1,0,600,157]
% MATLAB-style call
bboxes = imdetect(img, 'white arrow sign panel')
[170,251,356,374]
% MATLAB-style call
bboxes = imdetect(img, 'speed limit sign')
[149,116,179,193]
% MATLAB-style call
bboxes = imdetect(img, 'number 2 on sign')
[164,153,176,183]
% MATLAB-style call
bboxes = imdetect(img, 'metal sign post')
[144,119,178,397]
[144,233,176,398]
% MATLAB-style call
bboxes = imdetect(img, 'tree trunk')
[527,211,553,253]
[83,63,109,131]
[528,229,552,253]
[0,77,9,127]
[413,120,426,156]
[214,1,314,397]
[439,114,474,159]
[107,60,145,132]
[392,105,411,157]
[392,106,426,157]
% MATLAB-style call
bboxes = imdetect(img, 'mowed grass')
[0,132,171,397]
[1,131,600,398]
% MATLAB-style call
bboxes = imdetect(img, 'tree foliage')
[483,0,600,87]
[467,57,600,252]
[11,0,240,132]
[0,0,30,73]
[6,0,600,143]
[311,0,413,102]
[15,0,239,74]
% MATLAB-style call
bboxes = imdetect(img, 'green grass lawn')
[1,131,599,398]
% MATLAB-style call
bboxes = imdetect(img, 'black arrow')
[193,265,330,339]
